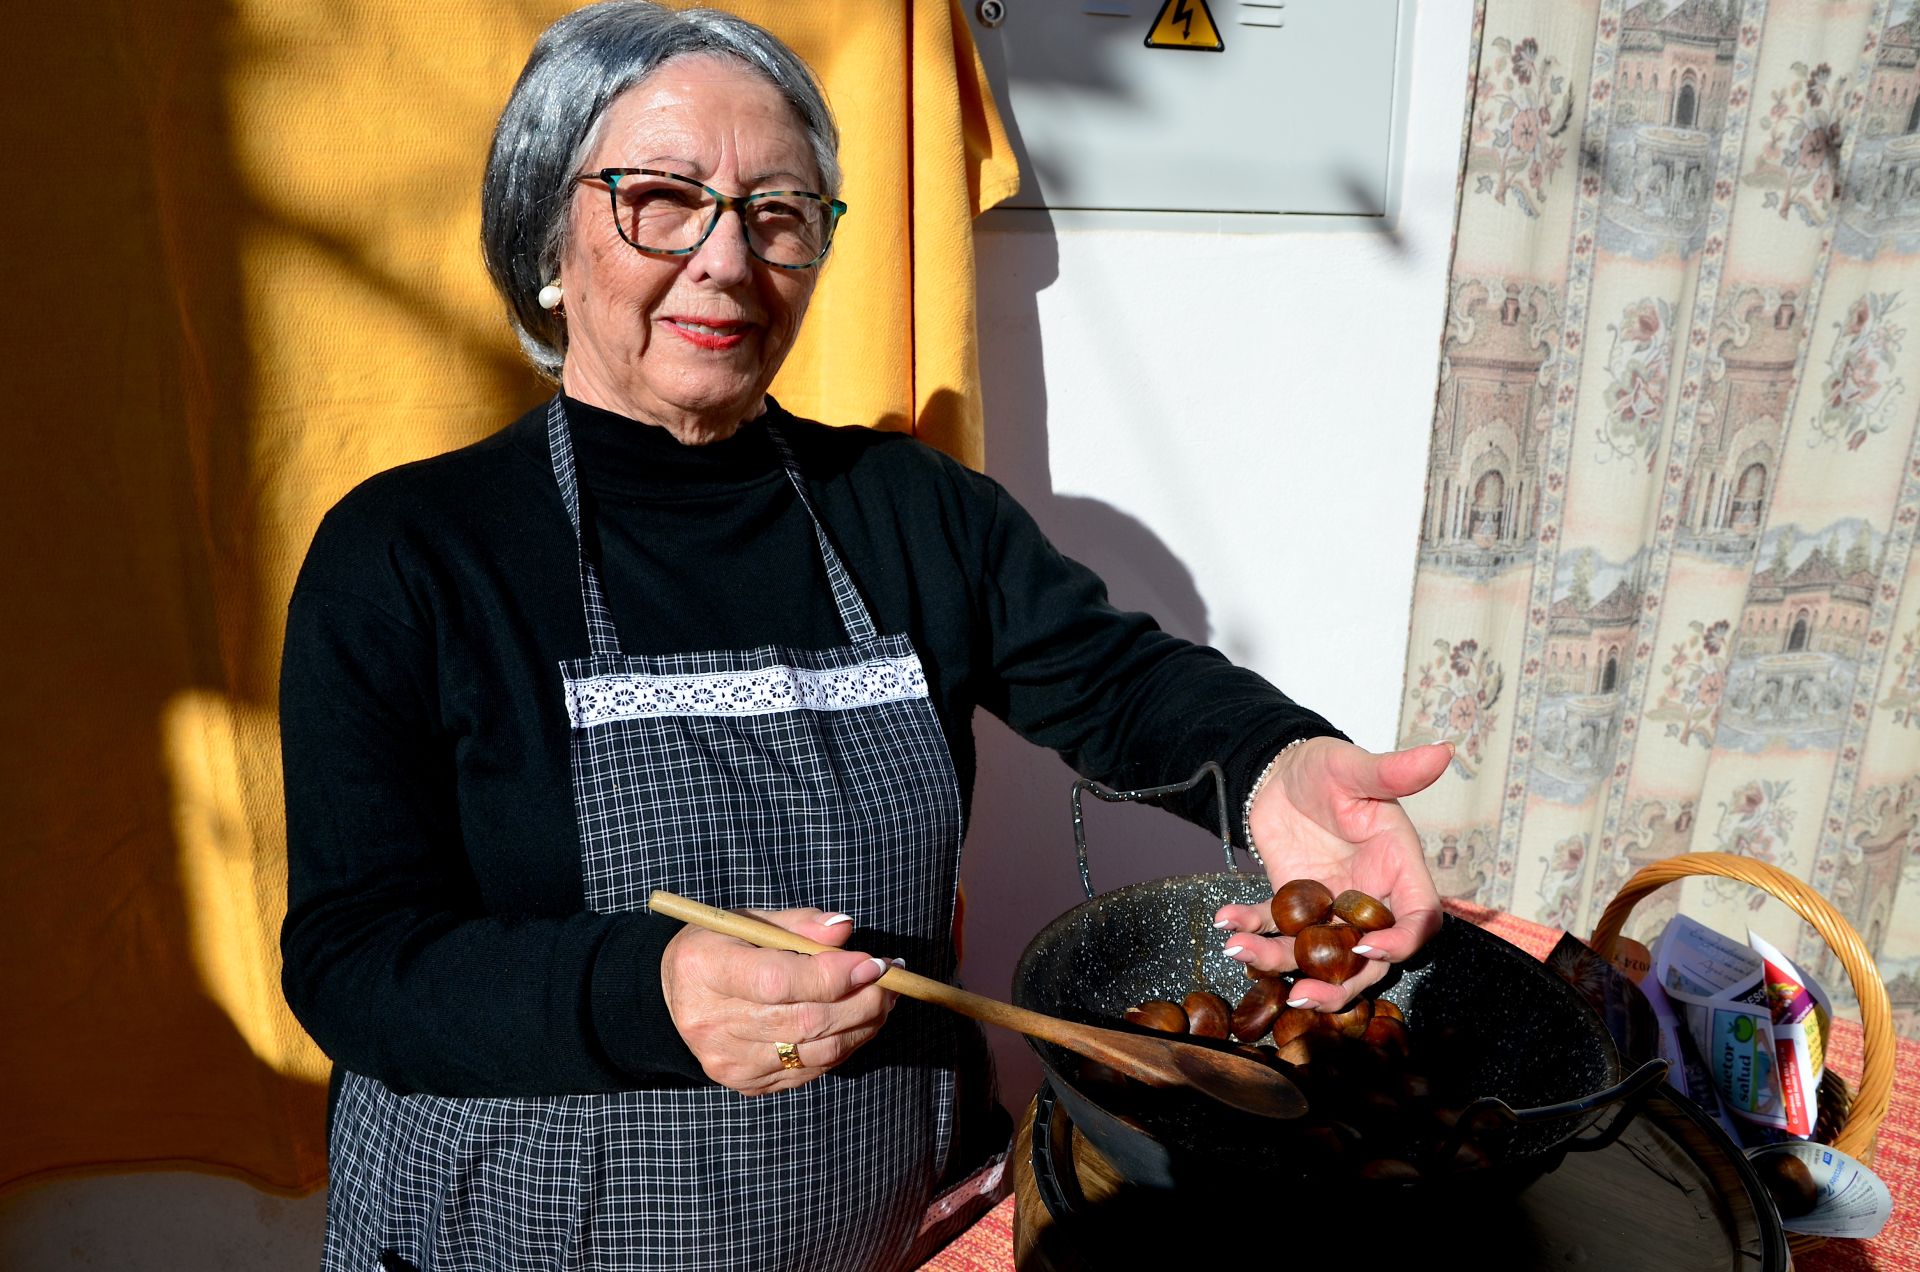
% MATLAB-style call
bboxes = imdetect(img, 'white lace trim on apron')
[563,653,929,726]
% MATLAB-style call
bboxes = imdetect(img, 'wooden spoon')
[649,889,1307,1120]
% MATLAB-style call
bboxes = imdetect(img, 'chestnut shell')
[1294,922,1365,983]
[1181,991,1232,1041]
[1326,997,1375,1039]
[1230,977,1288,1042]
[1125,1000,1188,1034]
[1757,1153,1820,1219]
[1332,888,1394,932]
[1270,879,1335,936]
[1268,1005,1317,1048]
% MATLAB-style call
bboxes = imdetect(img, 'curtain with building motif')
[1400,0,1920,1043]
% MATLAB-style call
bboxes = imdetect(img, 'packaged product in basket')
[1652,915,1830,1139]
[1747,929,1833,1140]
[1563,928,1744,1140]
[1661,987,1748,1143]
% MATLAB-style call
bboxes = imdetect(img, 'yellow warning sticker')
[1145,0,1225,51]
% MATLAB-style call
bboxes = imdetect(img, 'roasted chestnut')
[1756,1152,1820,1219]
[1270,878,1335,936]
[1300,1124,1353,1159]
[1444,1143,1493,1174]
[1325,997,1375,1039]
[1361,1014,1410,1056]
[1230,977,1288,1042]
[1373,998,1405,1023]
[1299,1030,1354,1081]
[1124,1000,1188,1034]
[1293,922,1365,983]
[1268,1005,1317,1048]
[1182,990,1231,1040]
[1332,888,1394,932]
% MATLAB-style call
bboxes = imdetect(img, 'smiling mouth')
[663,317,754,349]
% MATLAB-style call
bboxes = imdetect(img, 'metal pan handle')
[1555,1058,1671,1153]
[1458,1058,1669,1156]
[1069,761,1247,900]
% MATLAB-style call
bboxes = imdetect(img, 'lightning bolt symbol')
[1171,0,1196,38]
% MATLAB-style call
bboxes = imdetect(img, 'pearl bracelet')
[1241,736,1313,867]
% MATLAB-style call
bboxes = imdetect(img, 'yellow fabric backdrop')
[0,0,1015,1195]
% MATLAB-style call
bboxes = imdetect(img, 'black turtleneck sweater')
[279,396,1342,1097]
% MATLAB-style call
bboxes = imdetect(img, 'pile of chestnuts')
[1112,879,1509,1181]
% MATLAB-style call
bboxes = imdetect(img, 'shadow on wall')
[957,214,1244,1109]
[948,2,1432,1104]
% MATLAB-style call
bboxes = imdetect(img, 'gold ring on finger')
[774,1040,804,1071]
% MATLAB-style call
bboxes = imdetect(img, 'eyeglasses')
[574,168,847,269]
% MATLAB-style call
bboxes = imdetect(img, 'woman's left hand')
[1212,738,1451,1010]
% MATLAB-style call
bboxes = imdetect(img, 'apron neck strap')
[547,397,624,658]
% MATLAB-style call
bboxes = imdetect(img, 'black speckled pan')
[1013,870,1666,1194]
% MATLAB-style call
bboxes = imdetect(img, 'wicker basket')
[1589,851,1893,1256]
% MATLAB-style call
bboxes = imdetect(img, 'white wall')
[960,0,1472,1108]
[0,2,1471,1262]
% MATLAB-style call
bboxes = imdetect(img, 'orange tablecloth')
[923,901,1917,1272]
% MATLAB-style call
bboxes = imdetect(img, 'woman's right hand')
[660,907,897,1095]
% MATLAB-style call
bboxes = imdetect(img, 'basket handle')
[1588,851,1892,1164]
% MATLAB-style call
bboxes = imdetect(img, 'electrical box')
[964,0,1405,217]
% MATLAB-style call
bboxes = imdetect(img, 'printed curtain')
[1401,0,1920,1043]
[0,0,1014,1195]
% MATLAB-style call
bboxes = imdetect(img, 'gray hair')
[481,2,841,380]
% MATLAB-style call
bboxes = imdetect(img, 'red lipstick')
[662,316,752,350]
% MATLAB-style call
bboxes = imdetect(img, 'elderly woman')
[279,4,1449,1269]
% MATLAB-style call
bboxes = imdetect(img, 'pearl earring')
[537,283,564,310]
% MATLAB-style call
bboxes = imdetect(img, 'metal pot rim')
[1012,870,1651,1170]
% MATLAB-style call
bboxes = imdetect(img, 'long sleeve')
[276,402,1346,1101]
[279,558,706,1096]
[967,473,1347,842]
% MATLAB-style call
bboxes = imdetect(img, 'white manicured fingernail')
[1286,998,1312,1008]
[1354,945,1378,956]
[1224,945,1252,961]
[1212,918,1233,929]
[889,957,906,968]
[867,957,888,975]
[822,913,854,927]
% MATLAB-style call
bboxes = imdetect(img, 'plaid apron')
[321,399,966,1271]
